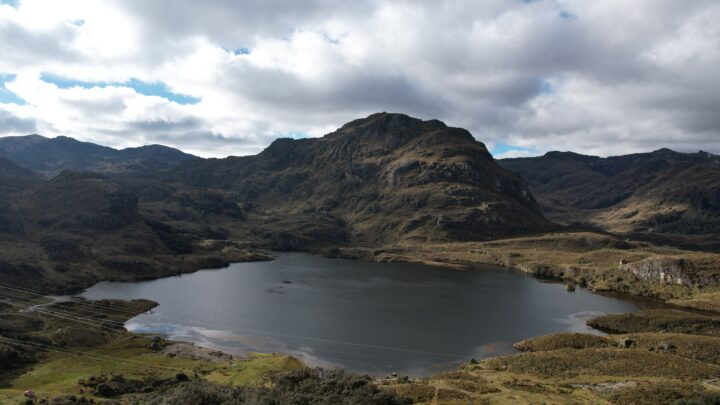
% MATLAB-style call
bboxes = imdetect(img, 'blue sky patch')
[67,18,85,27]
[283,131,309,140]
[322,33,340,44]
[0,0,19,7]
[539,80,554,95]
[233,48,251,55]
[490,142,534,157]
[0,73,25,105]
[559,11,576,20]
[40,73,200,105]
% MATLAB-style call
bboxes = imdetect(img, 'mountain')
[0,134,196,176]
[0,157,40,234]
[160,112,552,248]
[0,168,253,291]
[120,144,197,166]
[500,149,720,235]
[0,113,553,290]
[2,112,719,293]
[0,157,40,192]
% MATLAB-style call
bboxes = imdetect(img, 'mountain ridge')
[0,134,197,176]
[2,113,719,292]
[0,112,554,290]
[500,149,720,235]
[162,112,551,247]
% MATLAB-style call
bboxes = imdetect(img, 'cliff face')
[168,113,552,247]
[619,255,720,287]
[621,257,690,285]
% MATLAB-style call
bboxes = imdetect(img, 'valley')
[1,113,719,404]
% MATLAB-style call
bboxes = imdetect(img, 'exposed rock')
[620,256,690,285]
[170,113,553,246]
[622,338,636,348]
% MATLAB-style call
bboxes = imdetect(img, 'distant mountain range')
[500,149,720,234]
[0,134,196,176]
[1,113,718,290]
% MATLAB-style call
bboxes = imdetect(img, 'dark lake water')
[82,253,642,376]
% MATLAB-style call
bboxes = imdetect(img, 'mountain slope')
[0,157,40,234]
[165,113,552,247]
[0,135,196,176]
[0,157,40,192]
[500,149,720,235]
[0,169,261,291]
[0,113,552,289]
[120,144,197,166]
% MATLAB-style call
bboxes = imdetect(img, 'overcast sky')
[0,0,718,158]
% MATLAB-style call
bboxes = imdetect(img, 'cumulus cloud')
[0,0,718,157]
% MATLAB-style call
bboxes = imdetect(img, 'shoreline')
[61,231,720,374]
[3,236,720,403]
[96,249,658,378]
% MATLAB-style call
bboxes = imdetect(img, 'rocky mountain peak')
[328,112,463,149]
[170,113,550,246]
[337,112,444,133]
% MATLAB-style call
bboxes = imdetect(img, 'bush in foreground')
[140,368,412,405]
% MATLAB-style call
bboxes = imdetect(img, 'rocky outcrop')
[620,257,690,285]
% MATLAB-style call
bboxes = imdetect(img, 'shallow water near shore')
[82,253,645,376]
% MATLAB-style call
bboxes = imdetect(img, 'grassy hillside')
[501,149,720,237]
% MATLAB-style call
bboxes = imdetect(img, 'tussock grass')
[481,348,720,380]
[514,333,614,352]
[588,310,720,335]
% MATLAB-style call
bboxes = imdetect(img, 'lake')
[82,253,642,376]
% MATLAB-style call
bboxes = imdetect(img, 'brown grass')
[481,348,720,379]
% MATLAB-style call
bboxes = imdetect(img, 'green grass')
[0,336,299,403]
[206,352,304,386]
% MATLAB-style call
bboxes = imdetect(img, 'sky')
[0,0,718,158]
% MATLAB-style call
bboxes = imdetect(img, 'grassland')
[0,298,303,404]
[3,230,720,403]
[333,231,720,306]
[330,231,720,404]
[380,329,720,404]
[0,341,301,404]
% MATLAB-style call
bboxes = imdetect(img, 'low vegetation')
[381,326,720,403]
[335,231,720,306]
[0,296,413,404]
[587,310,720,335]
[141,369,412,405]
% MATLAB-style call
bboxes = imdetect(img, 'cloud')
[0,107,36,133]
[0,0,718,157]
[493,149,539,160]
